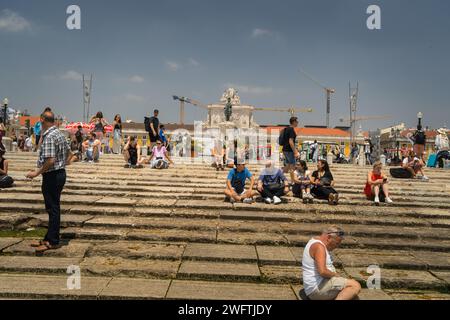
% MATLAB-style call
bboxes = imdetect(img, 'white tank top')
[302,238,336,295]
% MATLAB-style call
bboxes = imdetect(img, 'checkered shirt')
[37,126,70,172]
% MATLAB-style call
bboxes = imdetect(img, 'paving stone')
[410,251,450,270]
[61,227,130,240]
[336,250,426,270]
[256,246,297,265]
[166,280,297,300]
[357,289,394,300]
[0,213,30,228]
[175,199,232,210]
[31,214,94,227]
[220,210,292,222]
[99,277,171,299]
[178,261,261,281]
[289,247,304,263]
[183,243,257,262]
[0,256,83,273]
[217,231,287,245]
[0,274,110,299]
[136,199,177,207]
[386,290,450,300]
[88,241,185,260]
[260,265,301,283]
[128,229,216,243]
[81,256,180,278]
[430,271,450,285]
[0,238,23,252]
[95,197,137,206]
[344,267,447,290]
[3,240,91,258]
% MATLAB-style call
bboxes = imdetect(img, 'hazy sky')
[0,0,449,130]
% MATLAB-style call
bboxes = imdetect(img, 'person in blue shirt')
[257,160,289,205]
[224,159,257,204]
[34,121,42,152]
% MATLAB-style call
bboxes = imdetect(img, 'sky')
[0,0,449,130]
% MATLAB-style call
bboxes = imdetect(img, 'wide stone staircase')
[0,152,449,300]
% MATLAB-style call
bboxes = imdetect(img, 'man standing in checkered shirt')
[26,110,73,254]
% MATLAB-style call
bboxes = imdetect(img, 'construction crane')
[299,68,335,128]
[172,95,208,125]
[253,107,313,117]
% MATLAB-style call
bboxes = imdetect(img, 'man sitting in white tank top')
[302,225,361,300]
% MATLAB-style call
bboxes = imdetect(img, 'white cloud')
[61,70,83,81]
[251,28,273,38]
[225,83,274,95]
[165,61,181,72]
[124,94,145,103]
[128,75,145,83]
[0,9,31,32]
[188,58,200,67]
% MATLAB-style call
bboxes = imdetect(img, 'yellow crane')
[172,95,208,125]
[299,68,335,128]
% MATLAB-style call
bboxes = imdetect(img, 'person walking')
[26,110,72,254]
[412,125,426,162]
[34,120,42,152]
[145,109,160,152]
[112,114,122,154]
[281,117,299,173]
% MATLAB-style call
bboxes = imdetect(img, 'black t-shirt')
[149,117,160,137]
[75,131,83,143]
[312,170,334,185]
[0,158,4,171]
[282,127,297,152]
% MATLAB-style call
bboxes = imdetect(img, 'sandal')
[30,240,46,247]
[35,242,62,255]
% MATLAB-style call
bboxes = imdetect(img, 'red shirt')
[364,172,383,198]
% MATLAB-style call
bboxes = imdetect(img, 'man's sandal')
[30,240,46,247]
[35,242,62,255]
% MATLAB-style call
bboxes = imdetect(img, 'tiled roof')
[18,116,40,127]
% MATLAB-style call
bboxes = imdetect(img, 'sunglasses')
[328,231,345,238]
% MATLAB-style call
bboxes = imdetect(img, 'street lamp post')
[417,112,423,128]
[2,98,8,127]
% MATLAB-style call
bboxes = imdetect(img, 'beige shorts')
[308,277,348,300]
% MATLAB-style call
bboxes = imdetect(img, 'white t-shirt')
[403,157,419,166]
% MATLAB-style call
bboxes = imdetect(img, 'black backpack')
[413,131,426,145]
[389,168,413,179]
[144,117,151,132]
[0,175,14,188]
[278,127,288,146]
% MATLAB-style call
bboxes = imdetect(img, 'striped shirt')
[37,126,70,172]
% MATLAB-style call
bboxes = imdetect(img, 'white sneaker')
[421,176,429,181]
[273,196,282,205]
[264,197,272,204]
[374,196,380,204]
[386,197,393,204]
[243,198,254,204]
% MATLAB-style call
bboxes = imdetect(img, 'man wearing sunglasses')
[302,226,361,300]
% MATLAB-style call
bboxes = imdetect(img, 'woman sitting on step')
[310,160,339,205]
[364,161,393,205]
[0,146,14,188]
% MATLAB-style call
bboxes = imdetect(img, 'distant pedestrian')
[34,120,42,152]
[26,110,72,254]
[112,114,122,154]
[281,117,299,173]
[412,125,426,162]
[145,109,160,151]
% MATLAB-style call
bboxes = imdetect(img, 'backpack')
[413,131,426,145]
[278,127,288,146]
[0,175,14,188]
[144,117,151,132]
[389,168,413,179]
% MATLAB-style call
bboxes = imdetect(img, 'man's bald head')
[41,111,55,124]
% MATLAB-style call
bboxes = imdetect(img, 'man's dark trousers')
[42,169,66,245]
